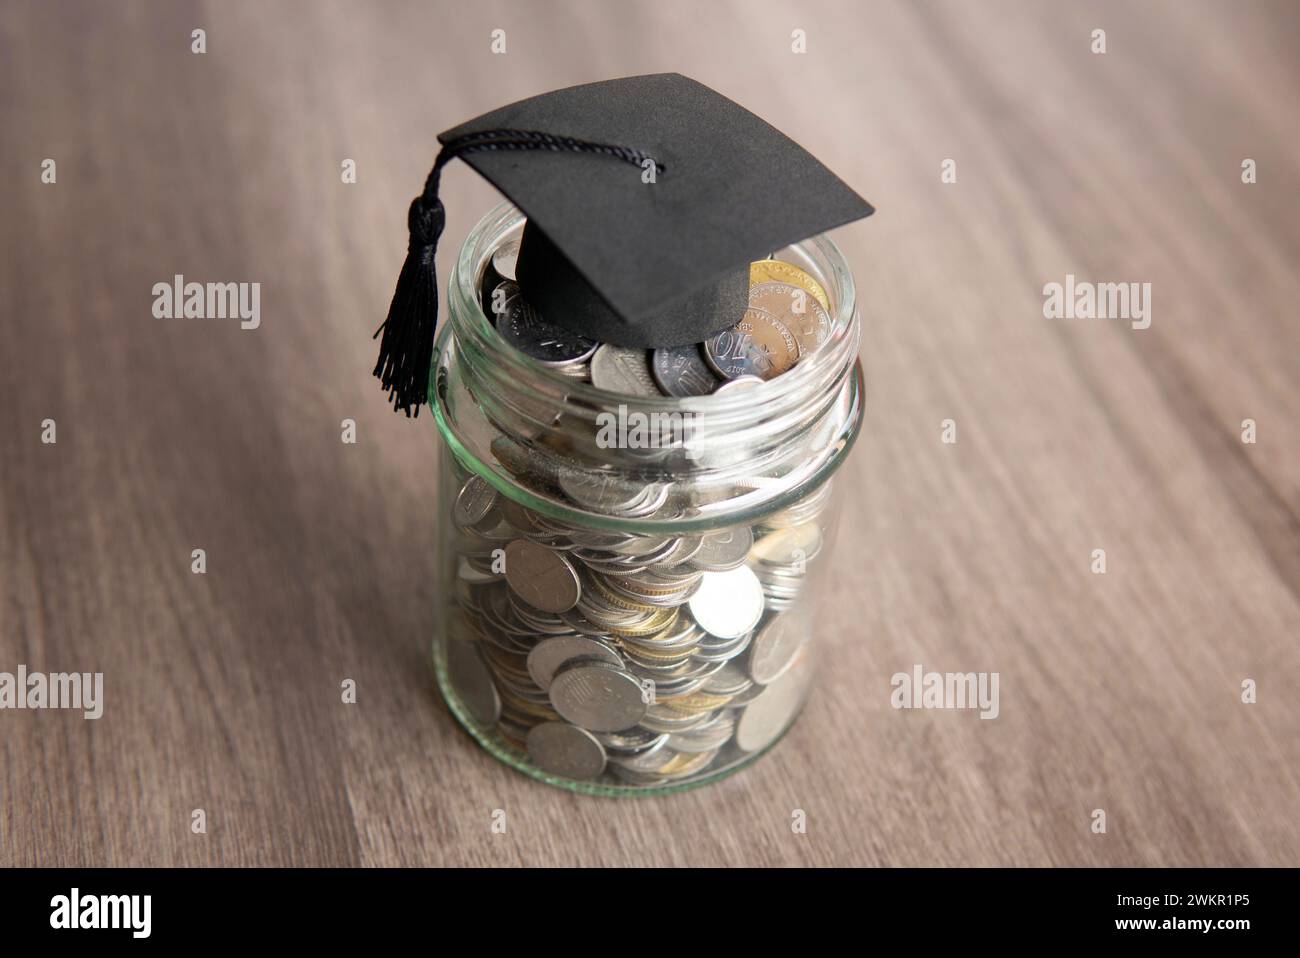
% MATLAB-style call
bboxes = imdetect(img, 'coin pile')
[749,480,833,611]
[445,472,823,785]
[479,239,834,394]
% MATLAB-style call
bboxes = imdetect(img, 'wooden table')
[2,0,1296,867]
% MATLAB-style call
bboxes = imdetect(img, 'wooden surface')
[2,0,1297,867]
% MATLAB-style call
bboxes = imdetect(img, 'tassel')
[374,131,663,416]
[372,160,448,417]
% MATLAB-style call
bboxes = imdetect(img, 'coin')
[703,306,799,381]
[526,721,607,779]
[689,527,753,572]
[497,294,599,367]
[446,640,501,727]
[526,635,623,690]
[669,713,736,753]
[687,565,764,639]
[749,259,830,311]
[559,469,664,516]
[504,539,581,613]
[749,281,832,355]
[751,522,823,565]
[703,660,753,697]
[554,361,591,381]
[748,611,809,684]
[492,238,520,283]
[590,345,662,396]
[712,375,764,395]
[548,661,649,732]
[593,727,667,755]
[735,658,808,752]
[651,344,722,397]
[453,475,499,530]
[608,739,677,774]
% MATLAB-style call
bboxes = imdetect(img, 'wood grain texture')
[1,0,1297,867]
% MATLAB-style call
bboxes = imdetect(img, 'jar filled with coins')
[430,202,863,795]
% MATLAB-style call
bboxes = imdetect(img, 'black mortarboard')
[374,73,873,415]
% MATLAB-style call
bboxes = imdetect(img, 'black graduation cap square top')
[374,72,873,415]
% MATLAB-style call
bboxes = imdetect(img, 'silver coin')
[703,306,799,381]
[491,238,520,282]
[651,344,722,397]
[457,557,498,585]
[748,611,809,684]
[497,295,599,367]
[607,533,679,558]
[453,475,499,529]
[559,469,658,514]
[526,721,607,779]
[526,636,623,690]
[735,659,809,752]
[703,660,754,697]
[669,714,736,753]
[548,661,648,732]
[446,640,501,727]
[689,527,754,572]
[638,705,713,734]
[749,281,832,355]
[503,539,581,613]
[712,375,764,395]
[593,727,668,755]
[590,345,662,396]
[751,522,823,566]
[693,627,754,662]
[607,738,677,772]
[687,565,764,639]
[555,361,591,380]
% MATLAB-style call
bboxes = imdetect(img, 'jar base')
[433,653,800,798]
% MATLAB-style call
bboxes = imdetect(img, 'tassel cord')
[373,130,664,416]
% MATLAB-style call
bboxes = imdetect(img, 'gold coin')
[588,574,657,613]
[656,750,715,777]
[663,691,735,712]
[630,621,690,644]
[749,281,832,356]
[750,259,830,311]
[607,608,678,637]
[654,697,713,716]
[704,306,800,381]
[620,643,692,663]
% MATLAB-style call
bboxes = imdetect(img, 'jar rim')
[431,202,866,534]
[446,202,859,412]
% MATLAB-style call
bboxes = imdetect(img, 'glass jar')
[430,202,864,796]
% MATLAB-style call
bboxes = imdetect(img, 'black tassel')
[374,130,663,416]
[372,184,446,417]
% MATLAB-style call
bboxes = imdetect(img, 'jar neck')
[433,203,864,532]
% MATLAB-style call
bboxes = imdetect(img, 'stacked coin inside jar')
[440,235,840,787]
[481,238,836,392]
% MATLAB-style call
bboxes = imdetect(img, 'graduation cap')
[374,73,873,415]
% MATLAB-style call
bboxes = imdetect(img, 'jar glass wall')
[431,203,864,796]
